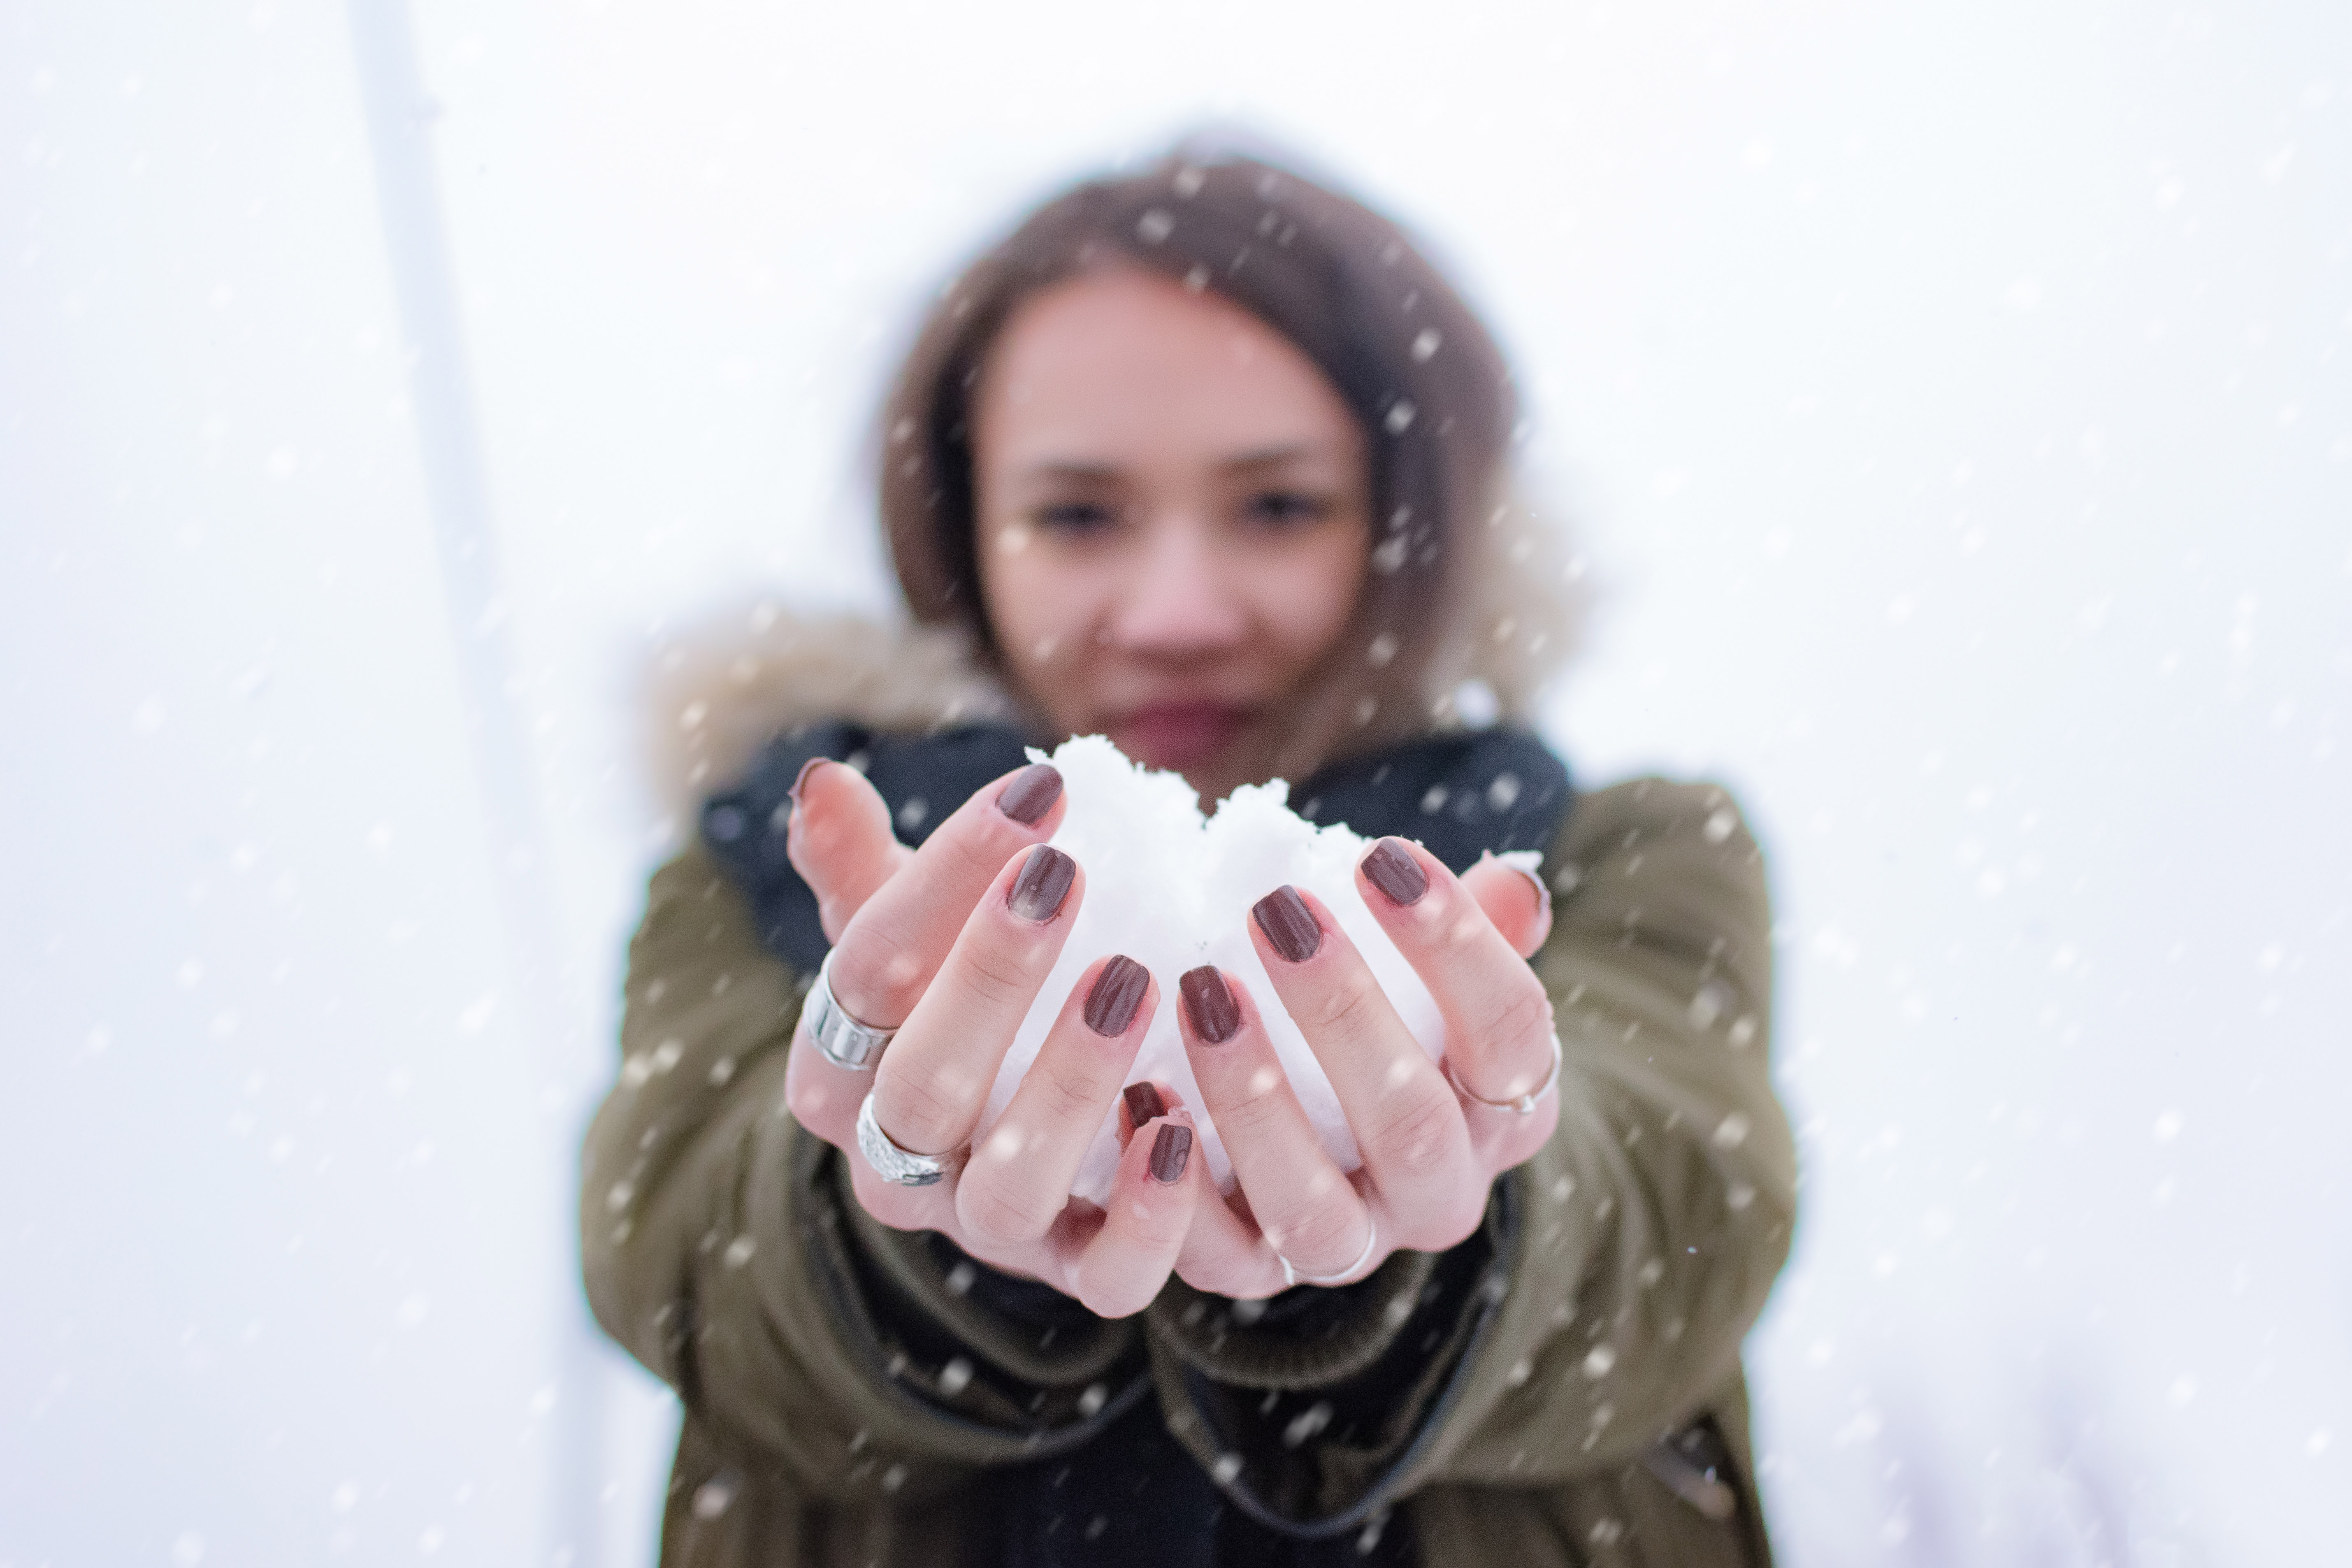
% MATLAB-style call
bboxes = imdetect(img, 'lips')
[1108,701,1251,771]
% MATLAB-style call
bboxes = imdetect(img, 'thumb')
[785,759,908,943]
[1459,852,1552,960]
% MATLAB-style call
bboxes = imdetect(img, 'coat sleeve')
[578,847,1150,1509]
[1142,778,1796,1526]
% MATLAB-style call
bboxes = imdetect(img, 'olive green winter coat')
[581,775,1795,1566]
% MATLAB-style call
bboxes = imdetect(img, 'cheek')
[1259,537,1369,665]
[981,547,1096,676]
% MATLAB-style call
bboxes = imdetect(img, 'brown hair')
[878,150,1539,774]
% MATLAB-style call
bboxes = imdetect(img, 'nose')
[1105,515,1247,656]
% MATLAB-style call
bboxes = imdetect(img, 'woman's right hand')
[782,758,1204,1319]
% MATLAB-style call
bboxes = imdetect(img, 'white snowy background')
[3,2,2347,1565]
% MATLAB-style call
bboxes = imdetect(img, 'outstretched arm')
[1139,780,1794,1532]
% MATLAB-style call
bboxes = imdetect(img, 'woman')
[583,150,1794,1567]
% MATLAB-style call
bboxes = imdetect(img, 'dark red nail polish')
[1361,839,1429,907]
[1123,1081,1166,1127]
[997,763,1063,827]
[1085,955,1149,1037]
[1006,845,1076,922]
[1149,1122,1192,1184]
[1179,966,1240,1045]
[788,755,830,807]
[1251,885,1322,963]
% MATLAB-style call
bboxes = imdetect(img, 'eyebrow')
[1218,444,1326,475]
[1018,444,1336,483]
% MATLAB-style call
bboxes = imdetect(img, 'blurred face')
[973,268,1372,805]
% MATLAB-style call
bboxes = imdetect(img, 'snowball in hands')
[973,736,1530,1202]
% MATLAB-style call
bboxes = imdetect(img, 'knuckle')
[1273,1196,1365,1270]
[1026,1056,1108,1128]
[1480,980,1556,1057]
[1366,1086,1464,1183]
[947,821,1024,886]
[874,1063,973,1153]
[1312,974,1386,1037]
[1208,1076,1290,1139]
[957,942,1039,1014]
[918,803,1029,900]
[828,926,926,1022]
[957,1173,1054,1248]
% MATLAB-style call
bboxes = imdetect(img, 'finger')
[1458,851,1552,960]
[1356,838,1560,1135]
[842,1138,961,1236]
[1118,1077,1177,1145]
[808,760,1066,1028]
[783,1013,866,1148]
[1171,1180,1294,1300]
[783,758,910,944]
[868,843,1082,1157]
[1245,887,1484,1250]
[783,762,1065,1151]
[1176,965,1382,1281]
[1111,1080,1291,1298]
[1059,1106,1201,1318]
[957,955,1156,1249]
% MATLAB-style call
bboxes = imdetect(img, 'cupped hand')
[782,758,1204,1318]
[1167,840,1558,1297]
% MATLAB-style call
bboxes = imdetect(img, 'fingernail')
[1085,955,1149,1037]
[1361,838,1429,907]
[1149,1122,1192,1184]
[1123,1081,1166,1127]
[1509,859,1553,923]
[1006,845,1076,922]
[997,763,1063,826]
[1179,966,1240,1045]
[787,755,831,809]
[1251,885,1322,963]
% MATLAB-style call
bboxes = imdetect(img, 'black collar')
[702,722,1572,977]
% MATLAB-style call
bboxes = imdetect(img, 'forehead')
[974,268,1363,469]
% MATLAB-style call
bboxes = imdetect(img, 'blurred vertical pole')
[343,2,605,1564]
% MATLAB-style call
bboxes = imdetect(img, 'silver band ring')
[804,950,896,1072]
[855,1092,959,1187]
[1445,1032,1563,1116]
[1278,1214,1379,1289]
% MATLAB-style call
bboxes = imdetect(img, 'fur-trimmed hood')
[642,492,1586,822]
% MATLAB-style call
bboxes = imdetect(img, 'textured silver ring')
[855,1092,957,1188]
[1445,1032,1563,1116]
[804,950,896,1072]
[1278,1214,1379,1289]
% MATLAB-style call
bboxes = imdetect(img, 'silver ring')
[803,951,896,1072]
[855,1092,958,1187]
[1278,1214,1379,1289]
[1445,1032,1563,1115]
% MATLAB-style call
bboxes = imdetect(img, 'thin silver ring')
[855,1092,958,1188]
[1278,1214,1379,1289]
[1445,1032,1563,1116]
[803,950,896,1072]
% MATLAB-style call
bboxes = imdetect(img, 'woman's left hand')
[1168,838,1558,1296]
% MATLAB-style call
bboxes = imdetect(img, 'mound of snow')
[973,735,1532,1202]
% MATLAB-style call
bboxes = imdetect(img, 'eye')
[1242,490,1333,530]
[1033,501,1117,536]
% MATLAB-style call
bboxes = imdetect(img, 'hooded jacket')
[580,605,1797,1567]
